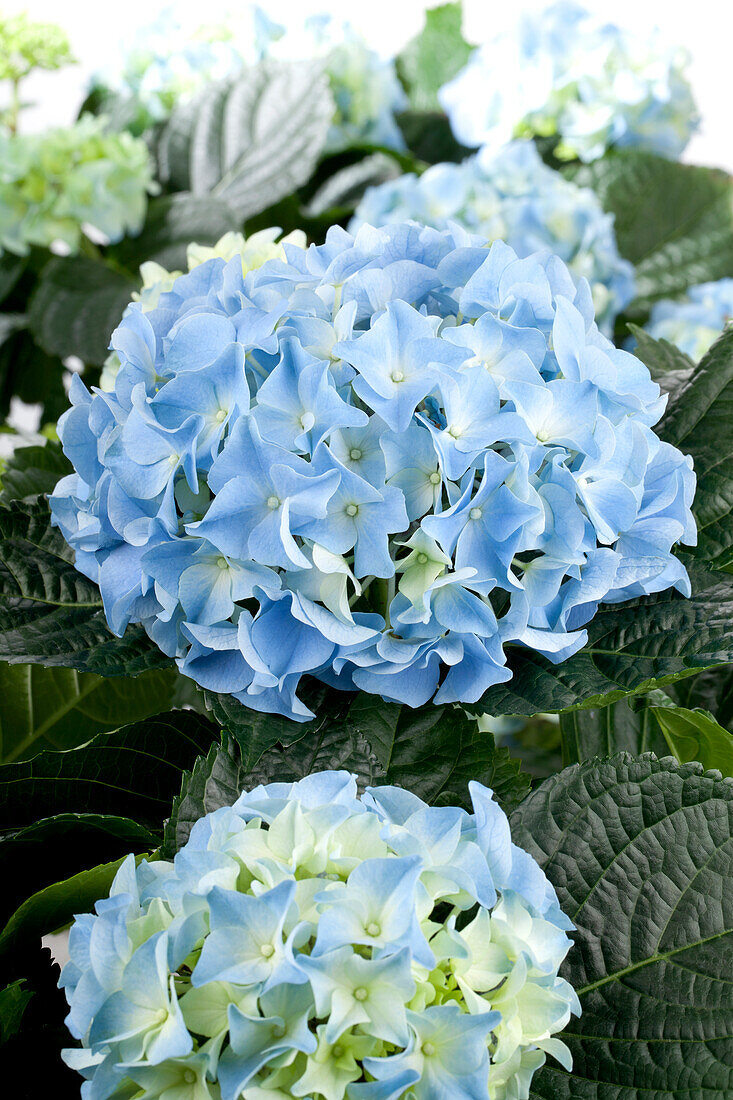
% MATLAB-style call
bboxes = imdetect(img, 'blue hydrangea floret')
[351,140,635,334]
[50,221,696,721]
[60,772,579,1099]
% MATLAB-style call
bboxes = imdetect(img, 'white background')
[5,0,733,172]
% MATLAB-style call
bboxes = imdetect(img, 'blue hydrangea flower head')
[644,278,733,361]
[351,140,635,334]
[51,220,696,722]
[439,2,698,162]
[60,773,579,1098]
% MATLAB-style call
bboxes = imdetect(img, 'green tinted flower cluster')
[0,114,157,256]
[0,10,73,84]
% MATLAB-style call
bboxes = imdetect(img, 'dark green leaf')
[0,254,26,305]
[27,255,136,365]
[0,946,79,1093]
[511,755,733,1099]
[0,312,26,345]
[396,2,473,112]
[0,328,67,425]
[568,152,733,313]
[628,324,695,403]
[0,710,218,829]
[348,694,531,811]
[0,441,71,503]
[560,698,667,766]
[656,329,733,569]
[0,979,32,1044]
[472,555,733,717]
[305,153,403,218]
[0,852,145,959]
[202,678,348,768]
[0,497,172,676]
[650,705,733,776]
[157,62,334,222]
[0,663,193,763]
[108,192,240,272]
[0,814,154,945]
[163,695,530,855]
[395,109,473,164]
[668,664,733,730]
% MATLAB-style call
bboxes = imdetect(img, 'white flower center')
[346,503,359,517]
[391,370,405,383]
[429,471,441,485]
[417,553,429,565]
[349,447,363,461]
[267,495,280,510]
[354,986,369,1002]
[469,507,483,520]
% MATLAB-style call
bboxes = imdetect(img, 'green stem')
[79,235,103,261]
[8,77,21,134]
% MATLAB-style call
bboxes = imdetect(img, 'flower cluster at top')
[0,114,156,256]
[95,6,406,152]
[60,772,579,1100]
[0,10,73,86]
[96,5,255,124]
[50,221,697,722]
[644,278,733,361]
[439,2,698,163]
[351,140,635,334]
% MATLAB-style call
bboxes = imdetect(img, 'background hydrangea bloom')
[644,278,733,360]
[94,6,406,153]
[50,221,696,722]
[60,771,579,1100]
[439,2,698,163]
[351,140,635,333]
[0,114,156,255]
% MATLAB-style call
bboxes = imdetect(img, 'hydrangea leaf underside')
[157,61,334,221]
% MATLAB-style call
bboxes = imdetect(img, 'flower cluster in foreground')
[99,228,307,391]
[644,278,733,361]
[351,140,635,333]
[0,114,156,255]
[51,221,696,721]
[61,773,579,1100]
[439,2,698,162]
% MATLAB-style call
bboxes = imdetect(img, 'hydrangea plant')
[50,221,696,722]
[351,140,635,333]
[439,1,698,162]
[0,114,156,255]
[644,278,733,360]
[60,771,579,1100]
